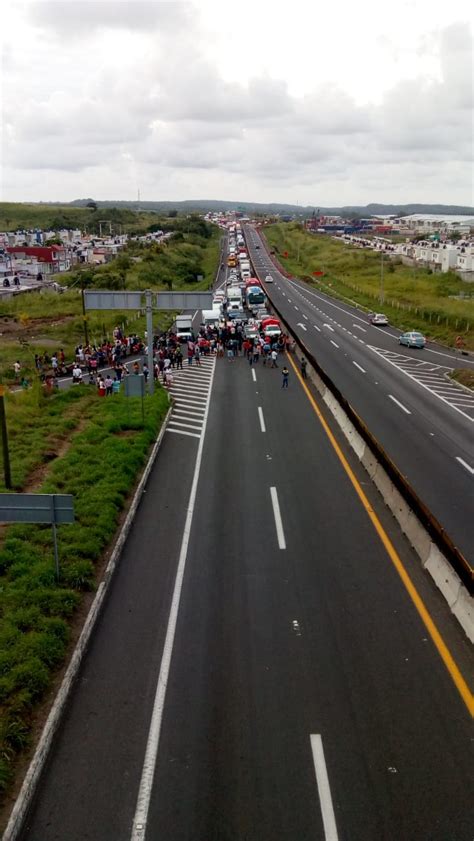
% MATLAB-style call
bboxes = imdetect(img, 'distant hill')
[64,199,474,217]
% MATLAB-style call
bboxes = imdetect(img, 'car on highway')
[369,312,388,326]
[227,310,248,323]
[244,324,260,340]
[399,331,426,348]
[264,275,273,283]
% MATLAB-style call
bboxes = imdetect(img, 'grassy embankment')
[0,214,221,383]
[263,223,474,350]
[0,385,169,802]
[0,206,221,809]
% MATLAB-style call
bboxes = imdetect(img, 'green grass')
[263,224,474,349]
[0,386,169,799]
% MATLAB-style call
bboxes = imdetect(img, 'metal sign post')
[0,385,12,489]
[0,493,75,581]
[145,290,154,396]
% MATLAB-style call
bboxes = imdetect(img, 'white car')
[265,275,273,283]
[369,312,388,326]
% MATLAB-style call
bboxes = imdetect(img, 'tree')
[168,209,178,218]
[86,201,98,212]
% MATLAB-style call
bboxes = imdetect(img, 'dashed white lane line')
[303,313,309,320]
[258,406,266,432]
[352,361,366,373]
[314,325,321,332]
[388,394,411,414]
[456,457,474,475]
[330,341,340,348]
[310,734,340,841]
[252,368,257,382]
[294,305,299,310]
[353,324,366,332]
[323,324,334,332]
[270,487,286,549]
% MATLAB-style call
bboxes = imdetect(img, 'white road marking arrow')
[323,324,334,332]
[354,324,366,332]
[297,322,307,331]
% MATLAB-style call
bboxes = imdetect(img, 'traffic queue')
[201,224,293,360]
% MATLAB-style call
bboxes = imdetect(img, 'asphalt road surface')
[19,352,473,841]
[245,226,474,565]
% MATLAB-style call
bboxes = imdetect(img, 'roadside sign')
[0,493,74,524]
[0,493,75,580]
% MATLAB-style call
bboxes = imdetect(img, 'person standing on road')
[301,358,307,379]
[271,349,278,368]
[282,366,289,388]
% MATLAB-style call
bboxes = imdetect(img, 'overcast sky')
[1,0,473,206]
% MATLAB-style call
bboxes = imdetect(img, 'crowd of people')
[17,318,302,396]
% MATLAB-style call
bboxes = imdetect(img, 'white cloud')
[1,0,473,205]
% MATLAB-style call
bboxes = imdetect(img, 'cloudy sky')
[1,0,473,206]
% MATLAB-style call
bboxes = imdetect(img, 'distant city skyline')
[2,0,473,205]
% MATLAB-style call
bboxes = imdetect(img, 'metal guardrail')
[255,236,474,595]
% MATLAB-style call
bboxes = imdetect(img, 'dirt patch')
[0,315,76,342]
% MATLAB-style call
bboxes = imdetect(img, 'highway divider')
[266,292,474,643]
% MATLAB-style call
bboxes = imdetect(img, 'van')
[202,309,221,327]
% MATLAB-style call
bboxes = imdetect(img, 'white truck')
[226,286,243,310]
[201,309,221,328]
[175,314,193,342]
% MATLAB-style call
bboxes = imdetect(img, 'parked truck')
[175,314,193,342]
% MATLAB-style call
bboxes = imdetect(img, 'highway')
[245,226,474,565]
[18,350,473,840]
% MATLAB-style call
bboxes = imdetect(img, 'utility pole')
[81,284,90,347]
[380,251,385,304]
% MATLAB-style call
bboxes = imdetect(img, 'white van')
[202,309,221,327]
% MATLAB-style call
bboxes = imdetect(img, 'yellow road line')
[287,352,474,717]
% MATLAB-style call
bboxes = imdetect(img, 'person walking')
[175,347,183,369]
[271,349,278,368]
[301,357,307,379]
[281,366,289,388]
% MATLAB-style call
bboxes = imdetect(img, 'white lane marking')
[166,428,201,439]
[352,361,366,373]
[172,397,207,407]
[288,278,367,325]
[456,457,474,475]
[252,368,257,382]
[131,359,216,841]
[297,323,307,331]
[172,408,205,418]
[314,325,321,332]
[368,346,474,422]
[168,384,209,395]
[303,313,309,320]
[168,420,202,431]
[310,734,340,841]
[294,305,299,310]
[330,341,339,348]
[353,324,366,332]
[258,406,266,432]
[270,487,286,550]
[388,394,411,414]
[323,324,334,332]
